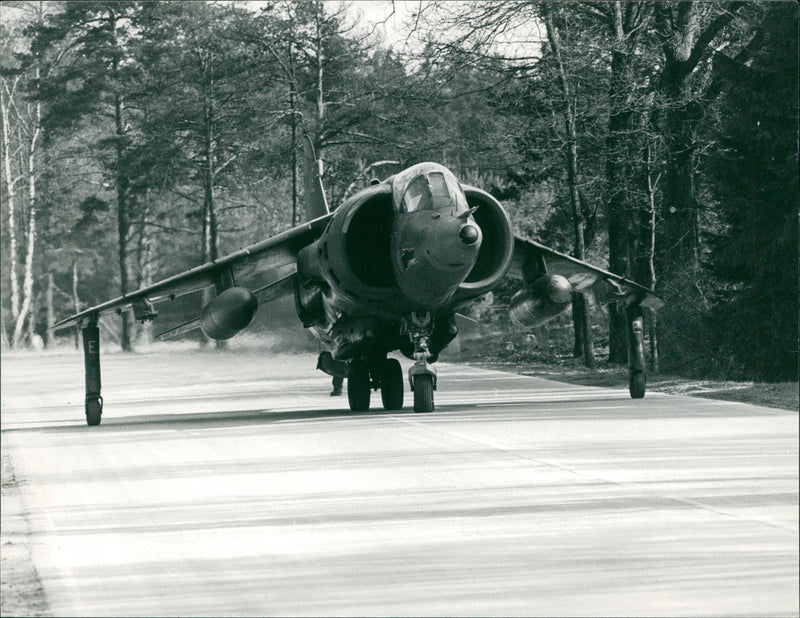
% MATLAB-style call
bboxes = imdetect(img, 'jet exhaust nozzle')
[509,274,573,328]
[200,287,259,340]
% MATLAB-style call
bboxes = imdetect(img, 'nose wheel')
[412,373,434,413]
[407,311,437,413]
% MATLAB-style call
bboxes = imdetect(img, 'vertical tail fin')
[303,135,330,220]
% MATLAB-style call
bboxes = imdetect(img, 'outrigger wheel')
[625,303,647,399]
[629,371,646,399]
[85,396,103,426]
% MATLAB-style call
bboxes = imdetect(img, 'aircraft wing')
[52,214,333,331]
[509,236,664,309]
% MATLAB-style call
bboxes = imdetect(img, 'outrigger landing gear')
[81,317,103,426]
[625,303,646,399]
[407,311,437,413]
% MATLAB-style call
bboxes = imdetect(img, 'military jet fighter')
[54,138,663,425]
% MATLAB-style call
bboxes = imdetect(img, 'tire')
[86,397,103,426]
[348,361,371,411]
[413,373,434,413]
[629,370,646,399]
[380,358,404,410]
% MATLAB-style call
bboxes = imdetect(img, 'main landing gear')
[81,318,103,426]
[626,303,647,399]
[344,311,437,414]
[347,356,405,412]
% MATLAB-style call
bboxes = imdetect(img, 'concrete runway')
[2,346,798,616]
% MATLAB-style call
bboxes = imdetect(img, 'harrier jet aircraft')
[54,139,662,425]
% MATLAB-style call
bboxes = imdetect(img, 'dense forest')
[1,1,797,382]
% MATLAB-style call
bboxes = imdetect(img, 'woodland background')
[1,0,797,382]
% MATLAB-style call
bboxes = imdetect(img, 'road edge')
[1,441,51,617]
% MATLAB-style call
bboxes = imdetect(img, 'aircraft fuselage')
[295,163,513,364]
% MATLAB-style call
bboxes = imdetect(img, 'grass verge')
[454,336,798,412]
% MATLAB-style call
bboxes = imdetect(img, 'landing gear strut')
[81,318,103,426]
[625,303,646,399]
[407,312,436,413]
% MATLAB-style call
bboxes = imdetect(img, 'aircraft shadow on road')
[3,400,570,435]
[5,394,780,436]
[8,407,403,435]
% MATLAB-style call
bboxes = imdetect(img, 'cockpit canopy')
[391,163,469,213]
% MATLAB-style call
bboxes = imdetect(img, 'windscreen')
[392,163,468,213]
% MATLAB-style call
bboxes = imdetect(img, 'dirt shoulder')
[1,444,51,617]
[461,358,798,412]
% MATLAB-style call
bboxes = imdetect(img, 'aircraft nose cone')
[459,224,480,245]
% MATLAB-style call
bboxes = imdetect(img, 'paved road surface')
[2,346,797,616]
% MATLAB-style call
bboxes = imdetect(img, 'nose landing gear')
[334,311,443,414]
[407,311,437,413]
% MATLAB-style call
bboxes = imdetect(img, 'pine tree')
[706,3,799,381]
[34,1,146,351]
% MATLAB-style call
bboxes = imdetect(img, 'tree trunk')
[199,53,224,349]
[314,1,325,127]
[45,272,54,348]
[111,10,132,352]
[290,84,298,226]
[646,308,659,373]
[0,306,8,349]
[114,90,132,352]
[571,293,594,368]
[652,2,746,275]
[199,50,219,264]
[604,3,637,365]
[543,3,594,368]
[135,199,156,345]
[26,283,37,346]
[12,74,41,348]
[72,260,80,349]
[309,0,328,198]
[640,139,661,372]
[605,62,632,364]
[1,76,22,346]
[10,168,34,349]
[572,291,584,358]
[660,99,700,271]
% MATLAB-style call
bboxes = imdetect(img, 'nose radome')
[459,224,480,245]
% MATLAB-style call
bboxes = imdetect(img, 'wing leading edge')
[52,214,333,331]
[509,236,664,310]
